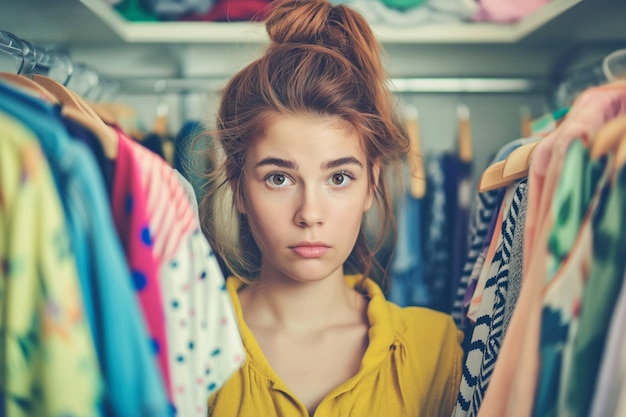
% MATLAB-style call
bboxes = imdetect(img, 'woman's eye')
[266,174,292,187]
[329,172,351,186]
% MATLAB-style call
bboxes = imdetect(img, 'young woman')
[200,0,463,415]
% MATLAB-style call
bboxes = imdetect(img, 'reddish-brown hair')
[200,0,410,288]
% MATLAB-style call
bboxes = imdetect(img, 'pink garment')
[473,0,549,23]
[130,140,197,264]
[124,132,235,417]
[477,83,626,417]
[112,131,173,401]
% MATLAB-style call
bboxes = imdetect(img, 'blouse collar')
[226,274,397,393]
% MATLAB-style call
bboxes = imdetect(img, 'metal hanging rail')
[0,29,119,100]
[113,76,549,95]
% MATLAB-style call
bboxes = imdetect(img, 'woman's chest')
[255,325,369,413]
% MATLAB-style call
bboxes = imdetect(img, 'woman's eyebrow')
[323,156,363,170]
[254,156,363,170]
[254,157,298,170]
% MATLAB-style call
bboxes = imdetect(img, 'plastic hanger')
[603,49,626,82]
[587,49,626,160]
[31,74,118,159]
[404,107,426,198]
[0,72,60,104]
[457,104,473,162]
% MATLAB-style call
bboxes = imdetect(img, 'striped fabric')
[131,138,197,264]
[454,180,527,417]
[452,138,533,327]
[451,188,501,328]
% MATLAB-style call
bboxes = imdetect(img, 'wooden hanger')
[87,100,118,126]
[457,104,473,163]
[477,160,507,192]
[589,114,626,159]
[152,102,169,137]
[614,130,626,177]
[477,140,540,193]
[501,141,540,180]
[520,107,532,138]
[99,102,143,139]
[30,74,118,159]
[404,108,426,198]
[0,72,60,104]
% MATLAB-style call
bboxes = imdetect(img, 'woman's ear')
[364,161,381,212]
[232,181,247,215]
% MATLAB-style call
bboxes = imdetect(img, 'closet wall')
[1,0,625,176]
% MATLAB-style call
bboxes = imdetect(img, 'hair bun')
[265,0,334,45]
[265,0,384,82]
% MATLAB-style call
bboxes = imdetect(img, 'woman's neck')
[239,271,366,333]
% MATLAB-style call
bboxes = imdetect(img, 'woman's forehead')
[248,113,366,165]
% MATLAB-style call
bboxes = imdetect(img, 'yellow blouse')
[209,275,463,417]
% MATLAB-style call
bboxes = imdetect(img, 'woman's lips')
[290,245,329,258]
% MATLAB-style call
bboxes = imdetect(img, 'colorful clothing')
[120,133,245,417]
[0,112,102,417]
[454,180,526,417]
[533,140,606,417]
[562,164,626,417]
[589,268,626,417]
[111,132,173,401]
[479,83,626,417]
[0,80,170,417]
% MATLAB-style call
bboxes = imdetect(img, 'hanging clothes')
[532,139,607,417]
[0,80,171,417]
[449,81,626,417]
[589,267,626,417]
[389,163,428,307]
[0,110,103,417]
[111,131,174,404]
[454,179,527,417]
[422,153,452,312]
[452,137,532,328]
[561,163,626,417]
[0,75,245,417]
[112,127,245,417]
[483,83,626,417]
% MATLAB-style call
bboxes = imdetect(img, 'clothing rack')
[114,76,549,95]
[0,30,119,101]
[0,29,550,97]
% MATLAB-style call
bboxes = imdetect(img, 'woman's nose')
[294,185,325,227]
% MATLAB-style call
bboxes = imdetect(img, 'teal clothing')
[381,0,427,10]
[534,139,607,417]
[563,163,626,417]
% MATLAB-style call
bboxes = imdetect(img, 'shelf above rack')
[78,0,583,44]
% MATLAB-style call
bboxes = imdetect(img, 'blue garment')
[0,81,170,417]
[422,154,452,313]
[389,165,429,307]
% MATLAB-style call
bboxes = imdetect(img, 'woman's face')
[240,113,374,285]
